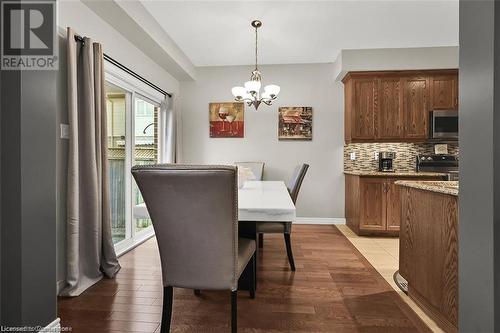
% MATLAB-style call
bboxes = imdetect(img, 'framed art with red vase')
[209,102,244,138]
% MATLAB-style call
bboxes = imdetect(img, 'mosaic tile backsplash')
[344,142,459,172]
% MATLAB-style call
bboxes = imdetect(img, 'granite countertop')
[395,180,459,196]
[343,170,449,177]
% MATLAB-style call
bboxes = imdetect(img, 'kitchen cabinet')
[378,77,404,140]
[344,77,377,141]
[430,74,458,111]
[386,179,402,231]
[343,69,458,143]
[403,76,429,140]
[359,178,386,231]
[345,174,445,236]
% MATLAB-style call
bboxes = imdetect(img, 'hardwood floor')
[58,225,431,332]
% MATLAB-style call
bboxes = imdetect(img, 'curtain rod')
[74,35,172,98]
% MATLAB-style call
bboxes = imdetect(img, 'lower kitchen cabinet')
[345,174,444,236]
[386,180,403,231]
[358,178,386,232]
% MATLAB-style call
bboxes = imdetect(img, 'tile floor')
[336,224,445,333]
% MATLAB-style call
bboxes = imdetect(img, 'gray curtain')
[164,97,180,163]
[60,28,121,297]
[173,97,182,162]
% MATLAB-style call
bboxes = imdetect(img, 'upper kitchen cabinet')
[378,77,404,140]
[403,76,429,140]
[344,76,378,141]
[430,71,459,111]
[343,70,459,143]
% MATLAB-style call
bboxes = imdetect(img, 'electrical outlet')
[350,152,356,160]
[60,124,69,139]
[374,152,379,160]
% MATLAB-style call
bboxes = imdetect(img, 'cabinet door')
[378,77,404,139]
[385,180,401,231]
[345,175,360,233]
[359,178,386,231]
[351,78,378,140]
[430,74,458,111]
[403,77,429,139]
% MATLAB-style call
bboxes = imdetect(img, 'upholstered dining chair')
[256,163,309,271]
[131,164,256,333]
[235,162,265,181]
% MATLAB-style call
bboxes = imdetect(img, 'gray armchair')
[256,163,309,271]
[131,164,256,333]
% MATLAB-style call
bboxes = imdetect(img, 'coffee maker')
[378,152,396,172]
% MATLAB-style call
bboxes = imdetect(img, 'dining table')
[133,180,296,291]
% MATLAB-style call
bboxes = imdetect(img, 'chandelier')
[231,20,280,110]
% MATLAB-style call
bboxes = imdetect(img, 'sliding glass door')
[106,82,129,244]
[105,75,165,254]
[133,97,159,235]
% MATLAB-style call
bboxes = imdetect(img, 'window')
[104,65,168,255]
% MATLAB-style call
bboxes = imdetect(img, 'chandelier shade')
[244,80,261,94]
[264,84,280,98]
[231,86,246,99]
[231,20,280,110]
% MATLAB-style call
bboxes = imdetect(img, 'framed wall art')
[209,102,244,138]
[278,107,312,140]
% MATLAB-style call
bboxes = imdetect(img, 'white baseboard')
[294,217,346,225]
[39,318,61,333]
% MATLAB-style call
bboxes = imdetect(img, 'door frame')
[105,69,166,256]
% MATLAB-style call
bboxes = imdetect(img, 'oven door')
[431,110,459,139]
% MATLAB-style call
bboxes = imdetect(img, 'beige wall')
[179,64,345,219]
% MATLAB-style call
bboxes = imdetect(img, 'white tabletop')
[133,180,296,223]
[237,181,296,222]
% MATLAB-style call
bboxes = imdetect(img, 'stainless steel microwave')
[430,110,458,140]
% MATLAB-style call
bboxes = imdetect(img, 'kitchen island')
[396,180,458,333]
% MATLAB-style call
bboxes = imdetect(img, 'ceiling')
[141,1,459,67]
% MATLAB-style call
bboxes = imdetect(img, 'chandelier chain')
[255,25,258,71]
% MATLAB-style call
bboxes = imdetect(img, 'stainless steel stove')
[416,154,459,181]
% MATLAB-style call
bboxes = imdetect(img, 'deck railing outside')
[109,146,156,243]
